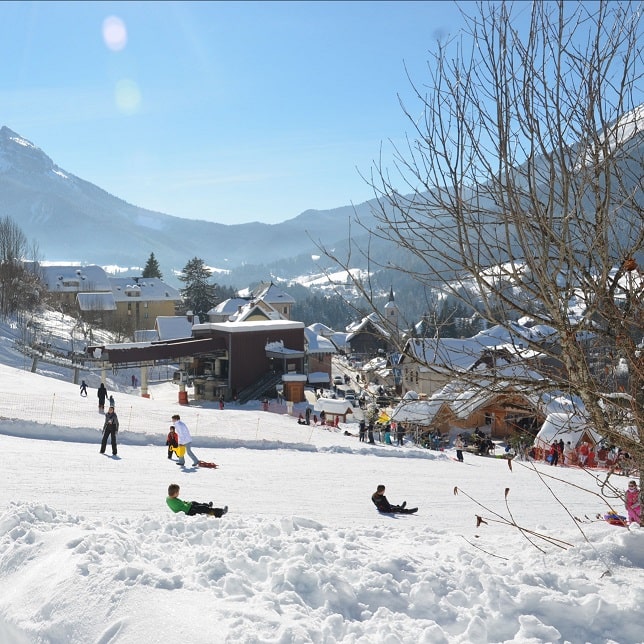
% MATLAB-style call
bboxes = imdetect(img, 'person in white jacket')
[171,414,200,467]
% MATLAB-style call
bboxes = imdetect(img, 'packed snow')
[0,321,642,643]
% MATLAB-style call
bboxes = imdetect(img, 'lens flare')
[103,16,127,51]
[115,79,142,113]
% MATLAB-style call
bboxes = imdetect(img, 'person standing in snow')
[97,383,108,412]
[80,380,88,396]
[166,425,179,460]
[577,441,590,466]
[454,434,465,462]
[549,442,559,466]
[171,414,199,467]
[396,423,405,446]
[100,406,119,456]
[625,480,641,525]
[166,484,227,517]
[563,441,575,465]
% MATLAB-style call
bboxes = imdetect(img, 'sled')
[604,513,628,527]
[197,460,219,469]
[172,445,186,458]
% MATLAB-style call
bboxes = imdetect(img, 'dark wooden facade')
[192,321,305,394]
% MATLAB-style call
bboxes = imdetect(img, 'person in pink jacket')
[625,480,641,525]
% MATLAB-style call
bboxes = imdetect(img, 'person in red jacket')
[165,426,179,460]
[166,484,227,518]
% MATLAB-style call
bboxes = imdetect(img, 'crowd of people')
[81,378,640,527]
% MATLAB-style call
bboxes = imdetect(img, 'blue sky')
[1,1,489,225]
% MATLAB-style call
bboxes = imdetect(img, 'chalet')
[344,288,401,359]
[345,313,391,358]
[210,283,295,323]
[391,365,546,439]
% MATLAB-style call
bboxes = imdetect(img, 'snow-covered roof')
[403,323,550,373]
[328,332,349,351]
[109,277,180,302]
[534,413,601,447]
[313,398,354,415]
[250,282,295,305]
[390,398,444,425]
[233,299,282,322]
[193,320,304,333]
[304,327,336,354]
[265,340,303,356]
[134,329,159,342]
[76,292,117,311]
[155,316,193,341]
[308,322,335,336]
[346,312,390,340]
[207,298,248,318]
[41,265,111,292]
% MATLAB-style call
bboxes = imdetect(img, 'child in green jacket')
[166,484,228,518]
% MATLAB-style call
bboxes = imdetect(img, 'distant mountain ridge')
[2,111,642,301]
[0,126,381,286]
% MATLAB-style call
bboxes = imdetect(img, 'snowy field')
[0,329,643,642]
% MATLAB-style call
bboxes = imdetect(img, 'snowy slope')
[0,315,642,643]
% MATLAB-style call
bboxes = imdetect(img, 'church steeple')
[384,285,399,334]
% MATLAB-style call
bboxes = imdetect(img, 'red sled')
[604,513,628,527]
[197,460,219,469]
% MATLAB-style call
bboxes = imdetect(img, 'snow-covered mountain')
[2,107,642,297]
[0,126,382,286]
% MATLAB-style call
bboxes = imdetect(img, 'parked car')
[333,375,344,386]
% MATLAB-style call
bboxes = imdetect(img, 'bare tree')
[328,1,643,520]
[0,215,43,318]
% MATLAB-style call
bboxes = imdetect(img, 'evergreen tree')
[178,257,217,321]
[142,252,162,279]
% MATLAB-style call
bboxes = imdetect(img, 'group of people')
[90,383,639,527]
[165,414,200,467]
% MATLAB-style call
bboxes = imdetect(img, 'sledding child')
[166,426,179,460]
[371,484,418,514]
[625,480,641,525]
[166,484,228,518]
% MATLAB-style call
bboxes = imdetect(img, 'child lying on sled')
[166,484,228,518]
